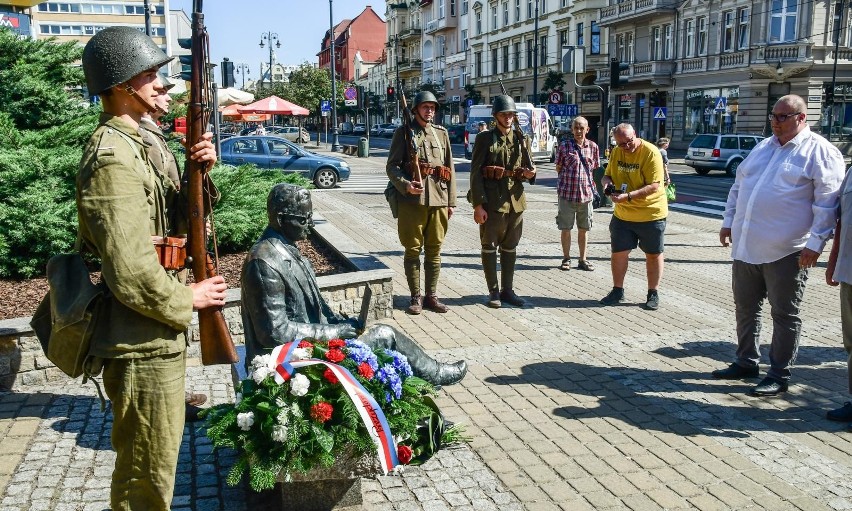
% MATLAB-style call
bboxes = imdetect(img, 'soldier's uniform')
[468,95,535,308]
[386,92,457,314]
[80,27,193,511]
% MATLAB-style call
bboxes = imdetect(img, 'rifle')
[498,79,535,171]
[184,0,237,366]
[398,90,423,189]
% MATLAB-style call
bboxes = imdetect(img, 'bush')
[211,164,312,252]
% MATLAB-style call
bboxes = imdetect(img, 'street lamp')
[532,0,540,105]
[234,63,250,89]
[259,32,280,91]
[329,0,340,151]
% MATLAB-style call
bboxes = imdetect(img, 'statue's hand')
[336,320,359,339]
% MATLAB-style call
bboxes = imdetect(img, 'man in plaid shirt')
[554,116,600,271]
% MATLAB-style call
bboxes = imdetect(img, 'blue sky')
[169,1,384,81]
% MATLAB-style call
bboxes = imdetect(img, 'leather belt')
[482,165,531,181]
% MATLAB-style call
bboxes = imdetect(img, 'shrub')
[211,164,312,252]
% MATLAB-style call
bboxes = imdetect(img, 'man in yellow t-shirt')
[600,123,668,310]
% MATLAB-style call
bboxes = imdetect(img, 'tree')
[255,62,345,116]
[0,28,87,130]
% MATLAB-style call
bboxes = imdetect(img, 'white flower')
[393,464,406,475]
[291,402,303,418]
[236,411,255,431]
[289,373,310,396]
[249,354,274,383]
[277,410,289,425]
[291,347,310,361]
[271,424,289,442]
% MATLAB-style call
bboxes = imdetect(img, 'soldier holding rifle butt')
[80,27,225,510]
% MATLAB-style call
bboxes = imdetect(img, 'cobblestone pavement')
[2,152,851,510]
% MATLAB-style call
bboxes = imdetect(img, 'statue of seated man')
[241,183,467,386]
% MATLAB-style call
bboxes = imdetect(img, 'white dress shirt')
[722,125,845,264]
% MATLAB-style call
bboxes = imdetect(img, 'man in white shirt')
[713,95,845,396]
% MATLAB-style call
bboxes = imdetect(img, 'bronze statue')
[241,184,467,386]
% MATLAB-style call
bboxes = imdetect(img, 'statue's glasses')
[284,213,313,226]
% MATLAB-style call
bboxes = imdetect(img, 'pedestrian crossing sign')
[715,97,727,111]
[653,107,667,120]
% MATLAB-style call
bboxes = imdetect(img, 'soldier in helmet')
[80,26,226,510]
[386,90,457,314]
[468,95,537,308]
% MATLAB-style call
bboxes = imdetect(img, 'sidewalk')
[2,153,851,510]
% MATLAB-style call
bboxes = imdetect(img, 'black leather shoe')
[827,402,852,422]
[486,290,501,308]
[712,363,759,380]
[500,289,525,307]
[751,377,788,396]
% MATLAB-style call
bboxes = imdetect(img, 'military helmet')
[491,95,517,115]
[413,91,439,108]
[161,75,176,91]
[82,26,173,95]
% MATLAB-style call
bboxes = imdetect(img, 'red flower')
[310,402,334,423]
[397,444,413,464]
[327,339,346,349]
[325,348,345,363]
[298,340,314,349]
[357,362,374,380]
[323,368,339,384]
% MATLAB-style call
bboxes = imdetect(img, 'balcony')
[679,57,707,74]
[399,25,422,41]
[398,58,423,75]
[599,0,677,27]
[424,16,458,34]
[750,41,812,64]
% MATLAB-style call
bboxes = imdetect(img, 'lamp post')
[532,0,540,105]
[828,0,846,140]
[329,0,340,151]
[234,63,250,89]
[259,32,280,91]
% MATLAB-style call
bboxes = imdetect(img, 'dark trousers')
[732,252,808,381]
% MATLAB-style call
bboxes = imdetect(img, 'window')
[515,0,521,22]
[461,66,468,87]
[476,11,482,34]
[492,6,497,30]
[576,23,584,47]
[439,0,445,18]
[561,0,568,7]
[126,5,146,15]
[540,35,548,65]
[475,51,482,77]
[651,26,661,60]
[541,0,547,14]
[770,0,797,42]
[461,29,469,51]
[513,42,521,70]
[450,0,456,16]
[664,24,673,59]
[527,0,533,19]
[616,33,625,61]
[685,19,695,57]
[737,8,750,49]
[503,46,510,72]
[526,39,533,68]
[697,16,708,55]
[626,32,634,63]
[503,2,509,26]
[591,22,600,54]
[558,29,567,49]
[492,47,498,74]
[462,0,469,14]
[722,11,735,52]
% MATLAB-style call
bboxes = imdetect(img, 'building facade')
[318,5,387,83]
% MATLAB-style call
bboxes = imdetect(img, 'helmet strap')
[123,84,165,115]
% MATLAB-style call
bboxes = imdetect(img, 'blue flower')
[384,349,413,378]
[375,364,403,402]
[346,340,378,371]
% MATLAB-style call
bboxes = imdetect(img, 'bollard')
[358,137,369,158]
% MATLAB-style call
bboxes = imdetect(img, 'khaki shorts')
[556,198,593,231]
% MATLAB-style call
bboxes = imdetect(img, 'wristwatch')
[627,192,632,202]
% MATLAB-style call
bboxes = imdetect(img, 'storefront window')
[683,86,739,139]
[819,83,852,141]
[616,94,634,125]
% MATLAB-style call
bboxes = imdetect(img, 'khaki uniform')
[386,122,456,297]
[78,113,192,511]
[469,128,535,294]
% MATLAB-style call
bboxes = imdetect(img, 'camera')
[604,183,617,196]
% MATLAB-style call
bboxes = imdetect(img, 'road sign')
[320,100,331,112]
[321,110,329,117]
[344,87,357,106]
[715,97,727,111]
[466,98,474,107]
[549,91,562,104]
[653,107,667,120]
[566,104,578,116]
[547,104,578,117]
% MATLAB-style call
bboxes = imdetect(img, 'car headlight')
[339,161,349,168]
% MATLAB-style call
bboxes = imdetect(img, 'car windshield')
[690,135,717,149]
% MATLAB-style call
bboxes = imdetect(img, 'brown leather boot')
[406,294,422,315]
[423,294,449,313]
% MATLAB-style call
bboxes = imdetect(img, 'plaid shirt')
[555,137,600,203]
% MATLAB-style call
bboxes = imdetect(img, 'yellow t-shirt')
[605,139,668,222]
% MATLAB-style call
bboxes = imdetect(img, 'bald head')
[775,94,807,113]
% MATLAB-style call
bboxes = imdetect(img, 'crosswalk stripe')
[669,201,725,218]
[317,174,387,193]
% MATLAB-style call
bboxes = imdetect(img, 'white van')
[464,103,557,162]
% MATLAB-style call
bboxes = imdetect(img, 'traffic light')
[387,85,396,102]
[178,38,193,81]
[825,85,835,105]
[609,58,629,89]
[221,58,235,88]
[649,90,658,107]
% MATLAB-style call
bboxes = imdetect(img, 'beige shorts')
[556,198,593,231]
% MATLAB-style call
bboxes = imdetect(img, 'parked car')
[371,123,389,136]
[684,133,764,177]
[352,124,367,135]
[266,125,310,143]
[445,124,465,144]
[339,122,354,135]
[219,136,350,189]
[380,124,400,137]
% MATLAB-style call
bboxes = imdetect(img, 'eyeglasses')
[768,112,801,122]
[616,138,635,148]
[284,213,312,225]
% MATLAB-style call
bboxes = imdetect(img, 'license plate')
[693,151,704,156]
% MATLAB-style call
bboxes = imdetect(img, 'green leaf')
[311,423,334,453]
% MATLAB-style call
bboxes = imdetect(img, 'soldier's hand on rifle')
[406,180,424,195]
[190,275,227,310]
[182,132,217,168]
[522,167,537,180]
[474,205,488,225]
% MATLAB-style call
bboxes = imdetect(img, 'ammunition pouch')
[152,236,187,271]
[482,165,531,181]
[407,160,451,183]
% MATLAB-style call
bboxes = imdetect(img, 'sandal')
[185,392,208,406]
[577,259,595,271]
[559,258,571,271]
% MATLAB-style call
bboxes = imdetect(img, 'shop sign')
[619,94,633,107]
[582,91,601,102]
